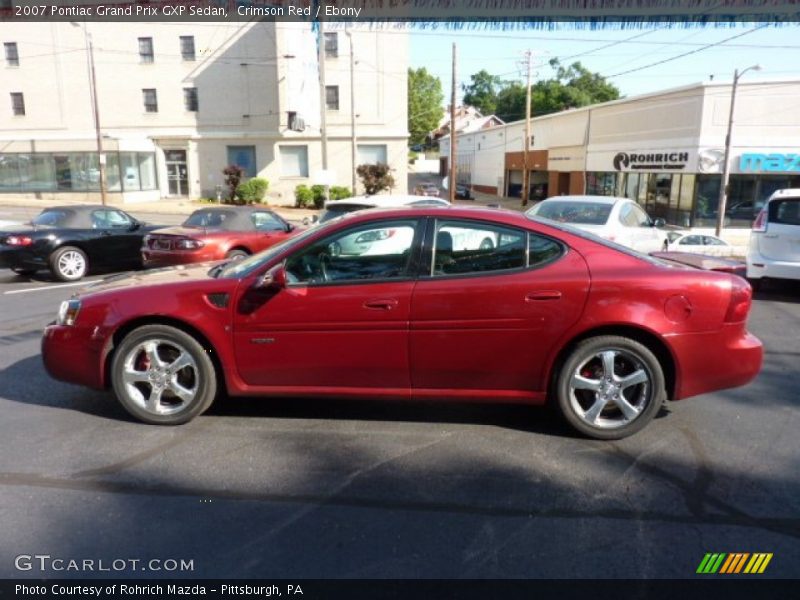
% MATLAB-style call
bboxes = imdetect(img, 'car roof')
[539,195,627,205]
[769,188,800,200]
[325,194,450,209]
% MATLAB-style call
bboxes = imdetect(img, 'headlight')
[56,299,81,326]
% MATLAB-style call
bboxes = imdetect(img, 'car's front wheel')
[225,248,249,260]
[111,325,217,425]
[555,336,665,440]
[50,246,88,281]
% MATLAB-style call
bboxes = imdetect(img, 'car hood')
[79,262,223,296]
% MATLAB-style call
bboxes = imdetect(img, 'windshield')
[319,203,373,223]
[531,201,613,225]
[32,209,71,227]
[215,223,322,279]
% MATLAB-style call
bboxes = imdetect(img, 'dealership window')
[4,42,19,66]
[10,92,24,115]
[0,154,22,189]
[180,36,195,61]
[325,85,339,110]
[183,87,198,112]
[138,37,154,63]
[357,144,388,166]
[142,88,158,113]
[324,32,338,58]
[586,172,617,196]
[120,153,140,191]
[725,175,758,227]
[645,173,672,218]
[623,173,639,202]
[227,146,257,178]
[105,153,121,191]
[279,145,309,177]
[693,175,721,228]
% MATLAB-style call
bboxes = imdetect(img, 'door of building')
[165,150,188,196]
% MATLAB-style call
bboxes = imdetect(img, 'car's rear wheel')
[50,246,88,281]
[555,336,665,440]
[225,248,249,260]
[111,325,217,425]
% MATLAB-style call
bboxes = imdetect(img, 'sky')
[408,22,800,103]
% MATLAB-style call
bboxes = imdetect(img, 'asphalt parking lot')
[0,265,798,579]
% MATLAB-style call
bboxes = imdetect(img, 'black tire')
[748,278,762,293]
[49,246,88,281]
[11,268,37,277]
[555,335,665,440]
[225,248,249,260]
[110,324,217,425]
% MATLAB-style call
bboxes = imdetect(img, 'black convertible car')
[0,205,162,281]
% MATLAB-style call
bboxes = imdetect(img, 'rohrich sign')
[613,151,689,171]
[740,153,800,173]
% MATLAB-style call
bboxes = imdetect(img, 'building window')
[142,88,158,113]
[586,172,618,196]
[357,144,388,165]
[138,37,154,63]
[4,42,19,66]
[183,87,198,112]
[179,36,195,61]
[325,85,339,110]
[279,146,309,177]
[227,146,257,178]
[10,92,24,116]
[324,32,338,58]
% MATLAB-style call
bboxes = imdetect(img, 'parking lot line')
[3,280,97,295]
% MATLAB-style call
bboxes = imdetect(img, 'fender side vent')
[206,292,229,308]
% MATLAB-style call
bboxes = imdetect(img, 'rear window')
[533,201,613,225]
[769,198,800,226]
[32,210,71,227]
[184,210,235,228]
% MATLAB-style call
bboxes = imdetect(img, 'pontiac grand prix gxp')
[42,206,762,440]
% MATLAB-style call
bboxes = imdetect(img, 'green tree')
[462,69,504,116]
[408,67,444,146]
[495,82,527,122]
[357,163,395,195]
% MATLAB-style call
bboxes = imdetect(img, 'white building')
[0,22,408,205]
[441,79,800,229]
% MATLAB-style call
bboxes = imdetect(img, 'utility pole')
[346,29,357,195]
[448,42,457,205]
[521,50,532,208]
[318,21,329,202]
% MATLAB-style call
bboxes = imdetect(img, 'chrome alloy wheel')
[120,339,199,416]
[57,250,86,279]
[568,349,653,430]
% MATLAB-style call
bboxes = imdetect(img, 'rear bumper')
[42,323,108,390]
[0,247,42,270]
[668,325,762,400]
[746,249,800,281]
[142,249,216,268]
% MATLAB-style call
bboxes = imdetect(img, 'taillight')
[724,276,752,323]
[752,209,767,232]
[175,238,204,250]
[5,235,33,246]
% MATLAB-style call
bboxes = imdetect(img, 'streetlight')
[715,64,761,237]
[70,22,107,206]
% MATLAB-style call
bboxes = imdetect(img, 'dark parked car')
[455,184,474,200]
[42,206,762,439]
[0,205,160,281]
[142,206,301,268]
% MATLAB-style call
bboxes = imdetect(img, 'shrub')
[356,163,394,195]
[235,178,269,204]
[330,186,352,200]
[222,165,245,202]
[310,185,327,209]
[294,184,314,208]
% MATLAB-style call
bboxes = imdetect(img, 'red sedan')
[142,206,300,267]
[42,206,762,439]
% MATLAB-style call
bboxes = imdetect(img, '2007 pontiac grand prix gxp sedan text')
[42,206,762,440]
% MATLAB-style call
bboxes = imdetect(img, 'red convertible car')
[142,206,299,267]
[42,206,762,439]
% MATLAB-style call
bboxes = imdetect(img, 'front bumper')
[668,324,762,400]
[42,323,109,390]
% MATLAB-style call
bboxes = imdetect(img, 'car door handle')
[526,290,562,301]
[364,299,399,310]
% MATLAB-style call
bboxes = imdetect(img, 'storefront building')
[443,79,800,230]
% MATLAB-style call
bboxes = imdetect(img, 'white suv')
[746,189,800,286]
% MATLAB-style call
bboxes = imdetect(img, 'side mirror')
[129,220,142,231]
[256,265,287,290]
[302,217,310,226]
[285,222,294,233]
[653,218,666,228]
